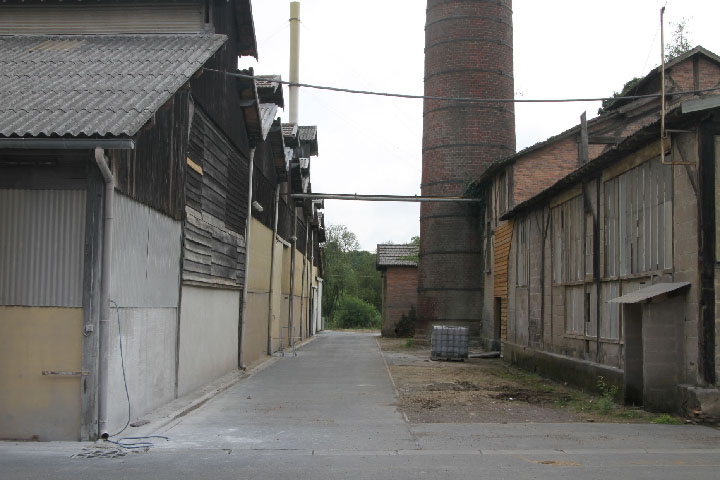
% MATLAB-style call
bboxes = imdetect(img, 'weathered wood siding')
[113,88,190,221]
[183,106,249,288]
[493,220,513,341]
[190,2,250,157]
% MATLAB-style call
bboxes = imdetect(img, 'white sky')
[240,0,720,251]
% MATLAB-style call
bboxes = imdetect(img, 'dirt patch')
[378,337,673,424]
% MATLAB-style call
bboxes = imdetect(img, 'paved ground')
[2,331,720,479]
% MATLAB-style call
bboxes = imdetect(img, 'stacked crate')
[430,326,468,361]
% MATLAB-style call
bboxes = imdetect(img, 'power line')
[203,67,720,104]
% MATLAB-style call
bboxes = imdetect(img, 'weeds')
[651,414,682,425]
[404,338,415,348]
[595,376,619,415]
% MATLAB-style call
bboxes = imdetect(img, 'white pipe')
[289,2,300,124]
[289,193,482,203]
[239,148,256,369]
[94,147,114,439]
[266,187,280,355]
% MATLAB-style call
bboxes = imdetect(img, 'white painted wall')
[106,194,182,433]
[178,286,240,396]
[106,307,177,433]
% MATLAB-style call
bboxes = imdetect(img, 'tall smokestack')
[289,1,300,124]
[417,0,515,339]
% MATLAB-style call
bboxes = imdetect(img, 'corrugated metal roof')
[608,282,690,304]
[376,244,419,268]
[282,122,297,138]
[297,125,317,142]
[256,74,284,108]
[0,34,227,138]
[258,103,277,141]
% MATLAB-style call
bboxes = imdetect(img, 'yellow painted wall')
[243,219,273,366]
[0,307,82,440]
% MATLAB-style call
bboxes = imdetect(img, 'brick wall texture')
[381,267,419,337]
[417,0,516,337]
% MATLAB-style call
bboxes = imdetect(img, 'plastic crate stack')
[430,325,469,361]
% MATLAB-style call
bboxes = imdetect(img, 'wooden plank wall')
[493,220,513,341]
[183,106,249,289]
[114,88,189,220]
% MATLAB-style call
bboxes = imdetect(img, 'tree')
[598,19,693,115]
[322,225,359,322]
[665,19,692,63]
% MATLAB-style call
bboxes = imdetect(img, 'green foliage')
[651,414,682,425]
[597,77,642,115]
[665,19,692,63]
[330,295,381,329]
[595,376,619,415]
[598,19,693,115]
[404,338,415,348]
[321,224,381,326]
[394,305,417,338]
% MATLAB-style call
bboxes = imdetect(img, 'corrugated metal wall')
[0,189,86,307]
[111,194,181,307]
[0,4,204,35]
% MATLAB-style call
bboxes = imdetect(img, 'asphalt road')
[2,331,719,479]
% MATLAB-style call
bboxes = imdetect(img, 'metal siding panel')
[111,194,181,308]
[0,189,85,307]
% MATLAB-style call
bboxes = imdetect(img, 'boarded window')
[604,156,672,277]
[565,285,585,334]
[600,281,620,340]
[516,217,529,286]
[552,195,584,284]
[498,171,508,214]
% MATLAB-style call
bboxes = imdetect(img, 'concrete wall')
[0,307,82,440]
[381,266,418,337]
[178,285,240,396]
[106,193,181,432]
[243,218,273,367]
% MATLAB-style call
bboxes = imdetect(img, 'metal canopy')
[608,282,690,304]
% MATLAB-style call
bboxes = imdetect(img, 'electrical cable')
[203,67,720,104]
[105,300,169,450]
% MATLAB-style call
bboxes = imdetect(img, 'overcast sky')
[240,0,720,251]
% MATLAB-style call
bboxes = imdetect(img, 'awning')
[608,282,690,304]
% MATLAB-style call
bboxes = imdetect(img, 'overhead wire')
[203,67,720,105]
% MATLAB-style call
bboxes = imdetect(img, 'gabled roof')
[259,104,278,140]
[298,125,318,156]
[0,34,226,138]
[256,74,284,108]
[475,46,720,187]
[376,244,419,268]
[501,96,720,221]
[606,46,720,112]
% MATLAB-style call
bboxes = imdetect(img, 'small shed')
[376,244,418,337]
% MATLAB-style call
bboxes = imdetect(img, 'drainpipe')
[299,217,309,339]
[267,186,280,355]
[289,205,297,346]
[94,147,114,439]
[239,148,256,369]
[309,227,315,335]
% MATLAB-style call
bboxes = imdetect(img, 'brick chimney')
[417,0,516,339]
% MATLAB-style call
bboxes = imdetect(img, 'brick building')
[496,48,720,414]
[376,244,419,337]
[474,47,720,351]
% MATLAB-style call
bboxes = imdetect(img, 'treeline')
[322,225,382,329]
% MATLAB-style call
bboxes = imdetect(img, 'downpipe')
[94,147,114,439]
[239,148,256,369]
